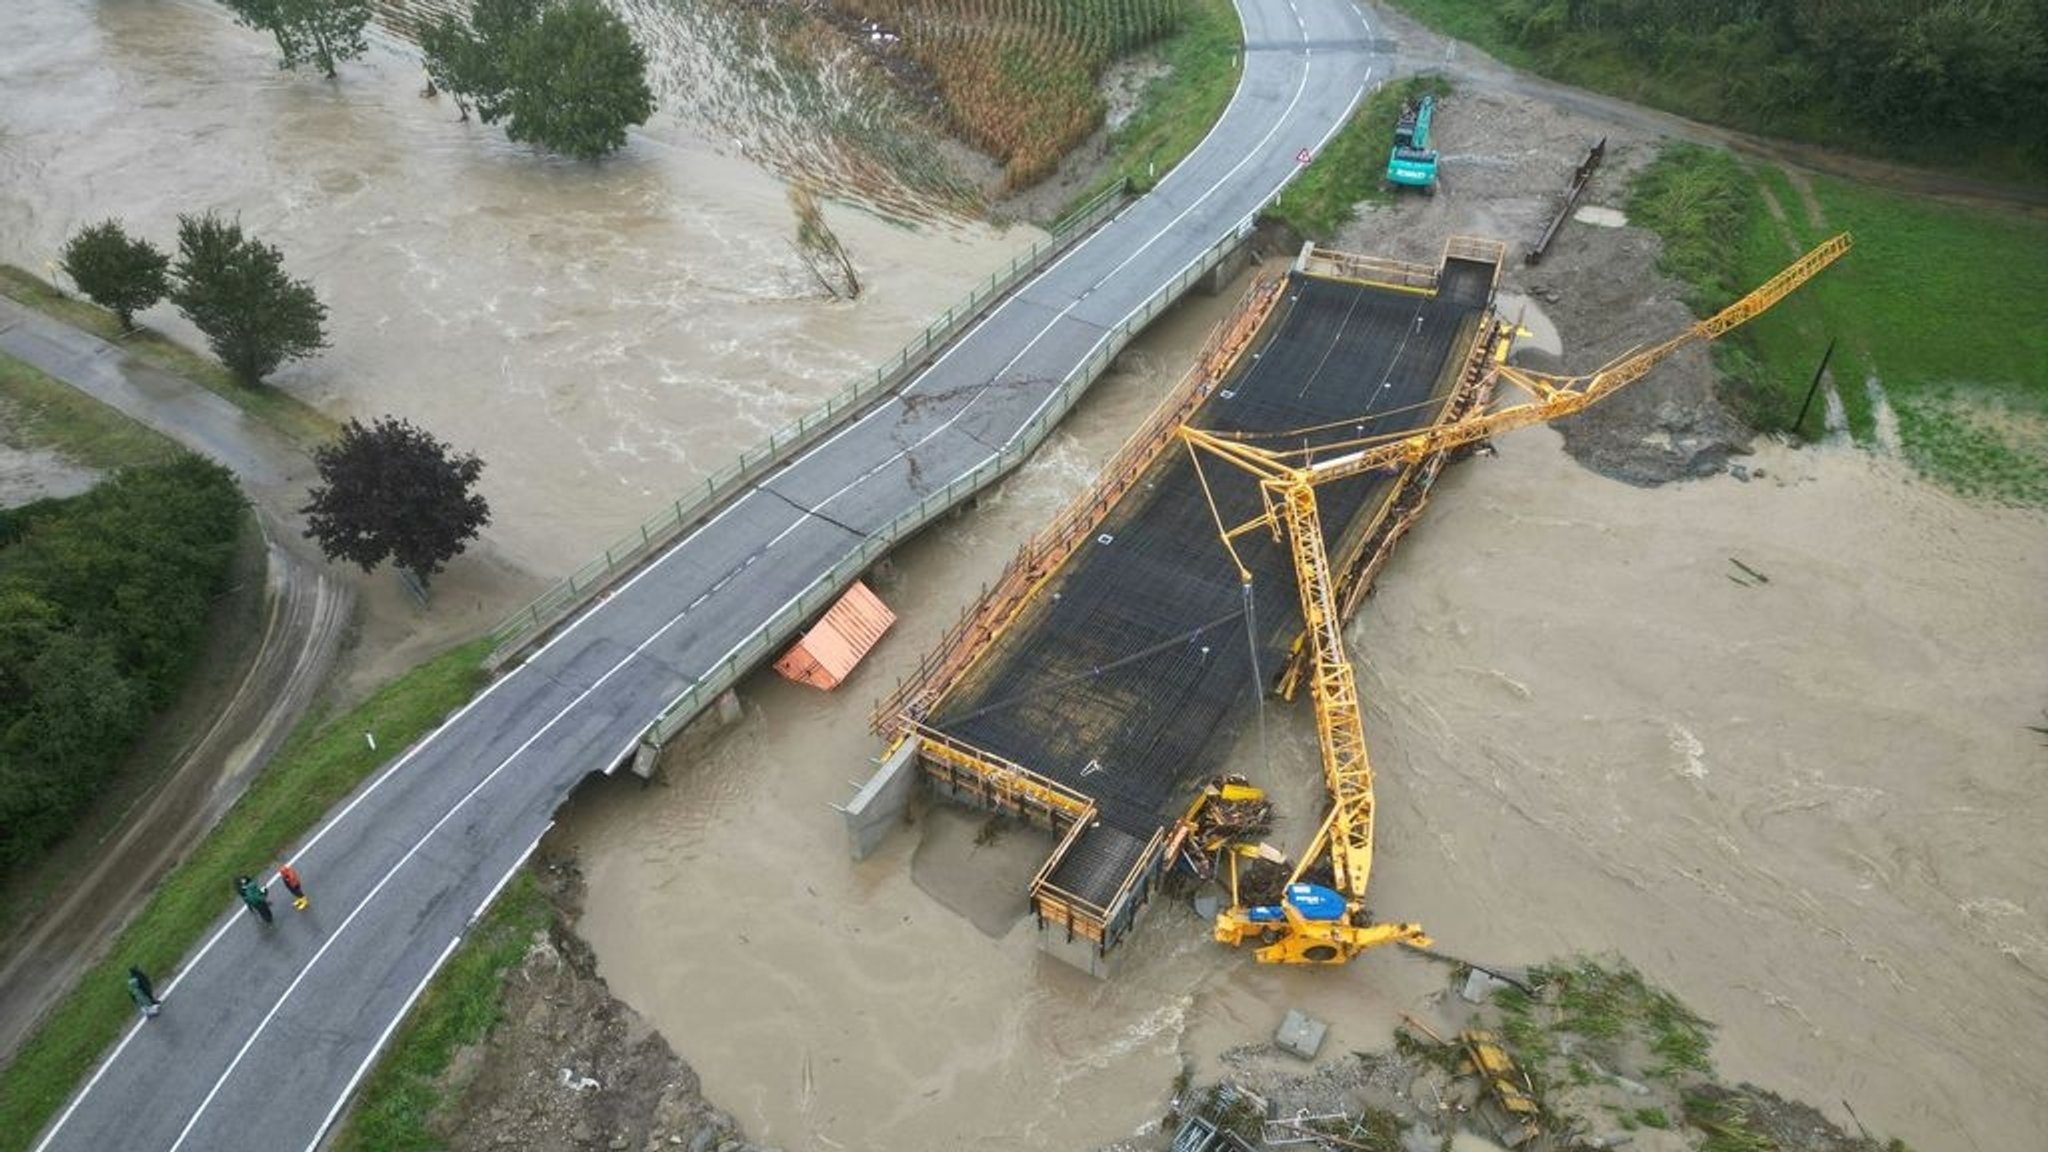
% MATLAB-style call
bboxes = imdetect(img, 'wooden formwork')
[911,722,1094,830]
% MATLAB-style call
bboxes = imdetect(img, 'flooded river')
[7,4,2045,1152]
[562,414,2048,1152]
[0,0,1037,575]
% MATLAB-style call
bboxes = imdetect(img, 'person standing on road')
[126,966,162,1018]
[235,875,273,924]
[275,861,309,910]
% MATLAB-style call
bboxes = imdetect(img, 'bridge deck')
[918,255,1498,921]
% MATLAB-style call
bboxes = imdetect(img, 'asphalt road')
[0,298,353,1066]
[29,2,1391,1148]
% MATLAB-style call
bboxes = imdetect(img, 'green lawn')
[328,872,553,1152]
[0,639,493,1152]
[1068,0,1242,209]
[0,265,339,448]
[1629,147,2048,504]
[0,352,182,470]
[1268,75,1452,241]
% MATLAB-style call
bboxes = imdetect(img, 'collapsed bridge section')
[866,238,1507,970]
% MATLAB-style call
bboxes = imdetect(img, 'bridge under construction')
[865,237,1509,969]
[857,229,1849,972]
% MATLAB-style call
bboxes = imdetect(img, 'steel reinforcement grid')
[924,271,1490,839]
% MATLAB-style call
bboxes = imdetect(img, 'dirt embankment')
[430,861,779,1152]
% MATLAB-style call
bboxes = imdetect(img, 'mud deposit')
[431,863,775,1152]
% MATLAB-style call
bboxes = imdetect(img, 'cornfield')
[828,0,1185,188]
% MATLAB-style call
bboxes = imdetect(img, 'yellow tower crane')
[1180,233,1852,965]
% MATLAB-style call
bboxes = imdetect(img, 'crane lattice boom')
[1182,232,1851,965]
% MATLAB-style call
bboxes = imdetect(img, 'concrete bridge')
[31,2,1396,1148]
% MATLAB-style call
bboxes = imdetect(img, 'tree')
[420,0,544,121]
[221,0,372,79]
[169,212,329,385]
[300,417,491,585]
[789,182,861,300]
[502,1,656,160]
[422,0,654,160]
[59,220,170,330]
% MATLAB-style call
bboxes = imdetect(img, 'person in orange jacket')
[276,861,309,911]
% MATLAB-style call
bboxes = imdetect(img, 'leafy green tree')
[421,0,544,121]
[421,0,654,160]
[300,416,491,585]
[169,212,330,385]
[503,1,656,160]
[221,0,372,78]
[59,220,171,330]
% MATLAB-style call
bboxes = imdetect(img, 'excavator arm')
[1184,233,1851,965]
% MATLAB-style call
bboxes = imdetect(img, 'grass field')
[1092,0,1240,196]
[1382,0,2041,183]
[329,872,552,1152]
[1628,147,2048,505]
[0,639,493,1152]
[0,266,338,448]
[1268,75,1452,240]
[0,352,183,471]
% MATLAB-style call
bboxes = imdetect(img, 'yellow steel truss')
[1180,233,1852,965]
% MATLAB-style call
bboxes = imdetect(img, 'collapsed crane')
[1177,232,1854,965]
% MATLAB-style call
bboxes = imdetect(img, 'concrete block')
[842,739,921,860]
[1275,1008,1326,1060]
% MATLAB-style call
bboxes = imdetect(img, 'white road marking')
[36,4,1381,1148]
[161,570,777,1151]
[297,936,460,1152]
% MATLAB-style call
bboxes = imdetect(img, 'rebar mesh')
[930,271,1489,864]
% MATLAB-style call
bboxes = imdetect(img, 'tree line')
[62,214,327,385]
[1482,0,2048,174]
[0,458,245,876]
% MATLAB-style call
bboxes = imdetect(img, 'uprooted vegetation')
[1155,958,1914,1152]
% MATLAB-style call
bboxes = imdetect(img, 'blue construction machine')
[1385,94,1439,193]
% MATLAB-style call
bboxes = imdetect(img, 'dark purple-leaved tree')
[300,416,490,587]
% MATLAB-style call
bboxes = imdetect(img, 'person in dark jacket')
[127,966,162,1018]
[235,875,273,924]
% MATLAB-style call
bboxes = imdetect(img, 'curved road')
[0,297,353,1066]
[32,2,1390,1148]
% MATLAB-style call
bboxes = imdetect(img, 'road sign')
[1296,148,1313,165]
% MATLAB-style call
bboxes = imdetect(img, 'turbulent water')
[7,5,2045,1152]
[0,0,1035,575]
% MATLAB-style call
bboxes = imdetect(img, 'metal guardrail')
[483,179,1132,669]
[630,214,1260,756]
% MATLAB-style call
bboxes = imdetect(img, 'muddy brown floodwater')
[0,0,1041,582]
[560,402,2048,1152]
[9,3,2045,1151]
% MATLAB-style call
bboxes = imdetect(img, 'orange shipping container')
[773,581,898,690]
